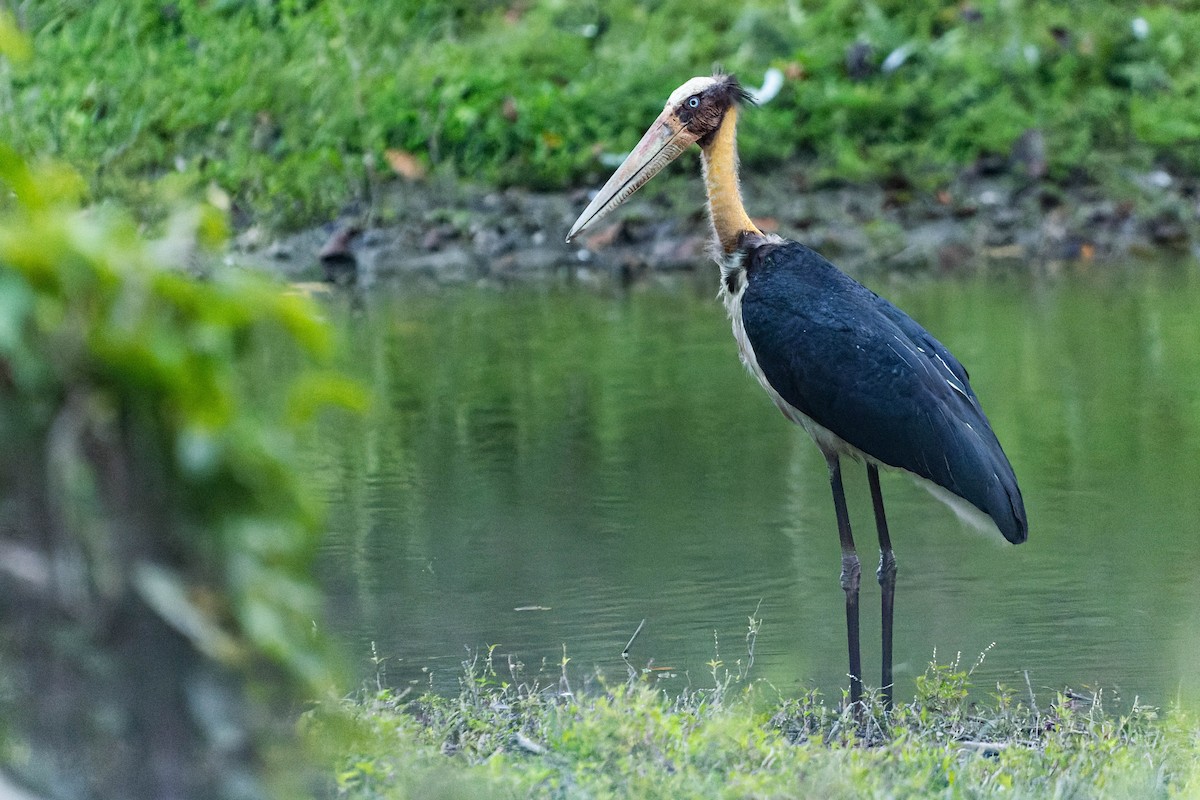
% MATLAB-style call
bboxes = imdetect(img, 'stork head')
[566,73,752,242]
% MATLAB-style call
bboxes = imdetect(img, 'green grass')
[316,650,1200,799]
[4,2,1200,229]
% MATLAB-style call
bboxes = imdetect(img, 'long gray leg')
[825,453,862,709]
[867,463,896,709]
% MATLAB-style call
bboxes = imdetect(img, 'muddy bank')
[232,164,1200,286]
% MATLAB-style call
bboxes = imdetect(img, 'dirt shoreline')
[232,164,1200,286]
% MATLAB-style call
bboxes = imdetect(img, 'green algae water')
[306,262,1200,706]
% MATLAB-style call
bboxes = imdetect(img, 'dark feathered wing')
[740,241,1027,544]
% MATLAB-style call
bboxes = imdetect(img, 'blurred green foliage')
[0,141,346,685]
[0,14,364,796]
[2,1,1200,228]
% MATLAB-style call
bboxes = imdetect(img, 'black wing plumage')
[740,241,1027,544]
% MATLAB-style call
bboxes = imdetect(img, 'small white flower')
[882,43,915,74]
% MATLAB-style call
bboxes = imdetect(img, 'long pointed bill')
[566,108,699,242]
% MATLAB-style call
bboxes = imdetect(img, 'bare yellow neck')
[699,106,760,254]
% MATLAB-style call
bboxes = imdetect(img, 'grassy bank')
[4,2,1200,229]
[319,654,1200,799]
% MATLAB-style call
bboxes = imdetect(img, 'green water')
[308,263,1200,706]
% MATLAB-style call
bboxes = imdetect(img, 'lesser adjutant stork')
[567,73,1027,709]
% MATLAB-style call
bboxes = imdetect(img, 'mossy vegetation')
[321,652,1199,799]
[4,2,1200,229]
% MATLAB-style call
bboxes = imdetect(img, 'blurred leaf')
[286,372,371,424]
[134,561,245,664]
[383,149,427,180]
[0,10,31,65]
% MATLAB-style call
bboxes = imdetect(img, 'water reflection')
[308,264,1200,707]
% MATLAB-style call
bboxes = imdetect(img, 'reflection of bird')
[567,73,1027,710]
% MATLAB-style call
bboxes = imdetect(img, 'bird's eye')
[687,95,700,108]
